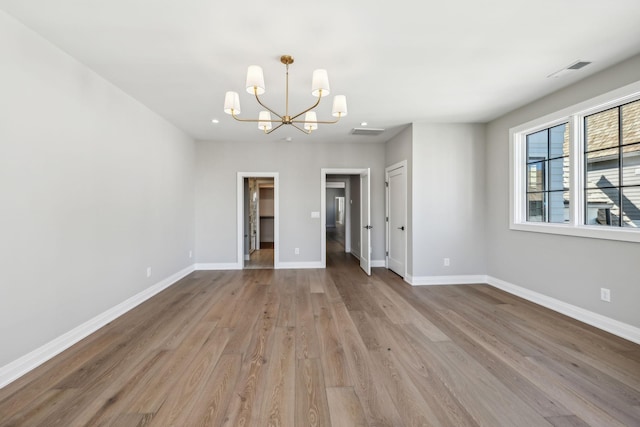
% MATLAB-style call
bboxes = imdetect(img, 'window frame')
[510,80,640,243]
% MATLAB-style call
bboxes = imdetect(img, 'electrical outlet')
[600,288,611,302]
[444,258,450,267]
[146,267,152,278]
[295,248,300,255]
[189,250,193,259]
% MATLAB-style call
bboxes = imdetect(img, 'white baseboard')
[486,276,640,345]
[371,260,386,268]
[0,265,195,389]
[276,261,323,269]
[244,254,250,261]
[406,274,487,286]
[195,262,242,270]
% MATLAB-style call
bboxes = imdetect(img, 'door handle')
[363,225,372,229]
[397,226,405,231]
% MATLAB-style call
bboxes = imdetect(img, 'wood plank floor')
[1,240,639,426]
[244,248,274,269]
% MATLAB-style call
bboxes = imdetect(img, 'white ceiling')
[2,0,640,144]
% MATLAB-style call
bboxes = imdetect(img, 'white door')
[360,170,371,275]
[387,165,406,277]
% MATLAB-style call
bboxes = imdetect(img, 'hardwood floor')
[1,242,639,426]
[244,247,274,269]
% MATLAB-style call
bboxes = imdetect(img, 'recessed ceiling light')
[360,122,368,126]
[211,118,220,124]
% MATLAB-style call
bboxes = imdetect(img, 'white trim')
[371,260,386,268]
[407,274,487,286]
[0,265,195,389]
[276,262,323,269]
[509,80,640,243]
[237,172,280,269]
[195,262,242,270]
[487,276,640,345]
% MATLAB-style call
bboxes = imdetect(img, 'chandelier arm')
[289,93,323,121]
[265,122,287,134]
[288,122,311,135]
[291,113,343,125]
[231,111,285,124]
[253,89,283,119]
[230,111,268,123]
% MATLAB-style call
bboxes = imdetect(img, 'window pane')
[622,100,640,146]
[549,123,569,158]
[622,187,640,228]
[586,188,620,226]
[548,191,569,223]
[527,193,546,222]
[527,161,545,191]
[548,158,568,191]
[586,107,619,152]
[527,129,548,163]
[622,151,640,187]
[586,153,619,188]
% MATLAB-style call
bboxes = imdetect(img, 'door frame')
[385,160,408,278]
[237,172,279,269]
[321,168,369,269]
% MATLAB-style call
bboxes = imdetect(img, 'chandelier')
[223,55,348,134]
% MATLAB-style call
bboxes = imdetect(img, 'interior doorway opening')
[321,168,371,275]
[326,181,347,251]
[237,172,279,269]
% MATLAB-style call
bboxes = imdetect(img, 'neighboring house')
[526,100,640,227]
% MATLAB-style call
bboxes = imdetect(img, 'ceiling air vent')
[351,127,385,136]
[547,60,592,78]
[567,61,591,70]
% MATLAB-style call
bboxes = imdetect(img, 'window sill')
[510,222,640,243]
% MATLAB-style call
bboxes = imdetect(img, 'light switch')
[311,211,320,218]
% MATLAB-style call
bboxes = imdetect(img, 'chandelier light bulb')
[304,111,318,132]
[258,111,272,131]
[332,95,348,117]
[245,65,265,95]
[311,69,330,97]
[224,91,241,115]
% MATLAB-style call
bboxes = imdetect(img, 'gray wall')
[195,141,387,264]
[403,124,486,279]
[486,53,640,328]
[385,126,413,274]
[0,11,195,367]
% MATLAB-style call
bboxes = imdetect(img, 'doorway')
[321,168,371,275]
[326,181,347,250]
[237,172,279,269]
[385,161,407,278]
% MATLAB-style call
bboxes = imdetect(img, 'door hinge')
[385,181,389,187]
[386,251,389,256]
[386,216,389,222]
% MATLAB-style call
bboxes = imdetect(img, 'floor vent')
[351,127,385,136]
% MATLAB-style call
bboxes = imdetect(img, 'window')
[585,100,640,228]
[526,124,570,223]
[510,81,640,243]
